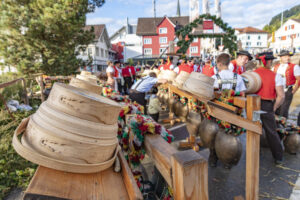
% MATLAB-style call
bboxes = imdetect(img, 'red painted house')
[136,16,202,58]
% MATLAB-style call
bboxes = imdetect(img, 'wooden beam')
[234,97,247,108]
[245,95,261,200]
[171,150,208,200]
[118,151,143,200]
[211,100,239,113]
[144,134,177,186]
[207,103,262,134]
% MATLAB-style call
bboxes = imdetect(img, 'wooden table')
[24,152,143,200]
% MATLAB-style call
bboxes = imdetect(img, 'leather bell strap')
[13,117,120,174]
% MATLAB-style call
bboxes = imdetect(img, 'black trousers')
[116,79,123,94]
[276,87,293,118]
[261,100,283,161]
[149,113,159,122]
[123,77,132,95]
[129,91,147,114]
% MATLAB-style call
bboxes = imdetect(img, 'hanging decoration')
[176,14,237,55]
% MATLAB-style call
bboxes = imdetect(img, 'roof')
[291,18,300,23]
[136,16,202,36]
[84,24,106,39]
[110,26,126,40]
[235,26,268,34]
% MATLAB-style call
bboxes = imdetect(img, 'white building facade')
[235,27,268,55]
[77,24,115,72]
[110,20,142,62]
[269,19,300,54]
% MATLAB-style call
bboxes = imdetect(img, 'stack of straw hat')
[182,72,215,100]
[157,70,177,83]
[76,71,99,84]
[173,71,190,89]
[13,82,122,173]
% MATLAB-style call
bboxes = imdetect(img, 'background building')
[269,19,300,54]
[110,19,142,62]
[77,24,115,72]
[136,16,202,63]
[235,27,268,54]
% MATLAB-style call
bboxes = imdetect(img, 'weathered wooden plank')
[234,97,247,108]
[246,95,261,200]
[171,150,208,200]
[211,100,239,113]
[144,134,177,186]
[118,151,143,200]
[25,166,130,200]
[207,103,262,134]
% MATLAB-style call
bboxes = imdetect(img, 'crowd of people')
[105,49,300,166]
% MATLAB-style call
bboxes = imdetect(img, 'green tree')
[0,0,105,76]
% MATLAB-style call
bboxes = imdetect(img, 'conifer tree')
[0,0,105,76]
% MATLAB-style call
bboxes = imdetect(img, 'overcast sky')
[86,0,300,36]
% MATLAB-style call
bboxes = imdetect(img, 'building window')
[248,36,250,40]
[159,48,167,54]
[258,36,261,40]
[144,38,152,44]
[159,37,168,44]
[105,50,108,58]
[190,46,198,53]
[159,28,167,34]
[88,48,92,56]
[193,38,198,43]
[96,47,99,56]
[144,48,152,55]
[101,49,104,57]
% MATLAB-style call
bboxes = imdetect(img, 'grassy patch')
[0,110,37,199]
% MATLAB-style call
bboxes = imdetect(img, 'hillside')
[263,4,300,33]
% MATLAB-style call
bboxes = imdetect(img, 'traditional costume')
[228,50,252,74]
[274,50,300,118]
[122,65,133,95]
[255,52,284,163]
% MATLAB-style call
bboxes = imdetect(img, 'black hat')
[278,50,294,57]
[237,50,253,60]
[256,52,276,60]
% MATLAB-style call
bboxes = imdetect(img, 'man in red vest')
[273,50,300,119]
[229,50,252,74]
[122,62,133,95]
[113,61,123,93]
[129,65,136,84]
[174,59,194,74]
[202,58,215,77]
[255,52,285,164]
[158,59,166,71]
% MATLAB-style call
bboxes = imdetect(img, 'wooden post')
[21,78,29,105]
[245,95,261,200]
[171,150,208,200]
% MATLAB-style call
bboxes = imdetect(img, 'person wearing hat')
[228,50,252,74]
[255,52,285,164]
[202,58,215,77]
[129,72,167,114]
[113,61,124,93]
[273,50,300,119]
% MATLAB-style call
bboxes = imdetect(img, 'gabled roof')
[84,24,110,47]
[291,18,300,23]
[235,26,268,34]
[110,26,126,40]
[136,16,203,36]
[84,24,106,39]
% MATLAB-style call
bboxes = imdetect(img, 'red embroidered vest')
[113,66,119,78]
[179,64,193,74]
[202,65,215,77]
[273,63,296,86]
[254,67,276,100]
[231,60,244,75]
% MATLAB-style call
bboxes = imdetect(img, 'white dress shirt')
[212,70,246,92]
[273,64,300,86]
[131,76,158,93]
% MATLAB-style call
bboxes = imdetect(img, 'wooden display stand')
[23,151,143,200]
[166,83,262,200]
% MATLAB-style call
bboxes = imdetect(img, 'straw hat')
[47,83,122,125]
[182,72,215,100]
[13,117,119,173]
[69,77,102,95]
[159,70,177,82]
[173,71,190,88]
[80,71,92,76]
